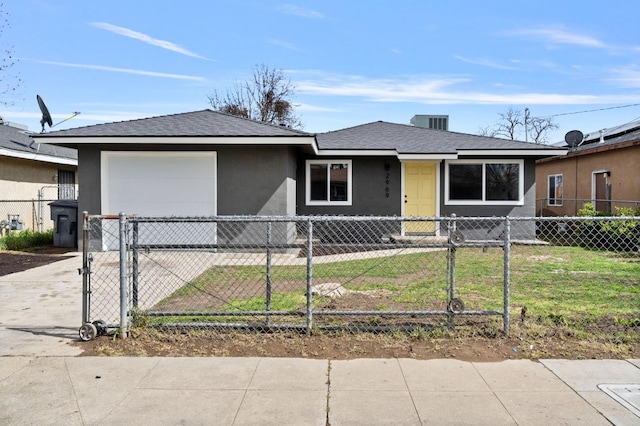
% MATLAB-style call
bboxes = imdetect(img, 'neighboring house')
[35,110,565,245]
[0,120,77,232]
[536,121,640,216]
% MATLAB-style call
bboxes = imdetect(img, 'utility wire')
[541,103,640,118]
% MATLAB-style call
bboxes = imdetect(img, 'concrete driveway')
[0,253,83,356]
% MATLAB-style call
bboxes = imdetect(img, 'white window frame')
[305,159,352,206]
[444,159,524,206]
[547,174,563,206]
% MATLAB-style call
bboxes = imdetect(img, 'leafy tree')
[208,63,302,129]
[0,3,21,107]
[479,107,558,144]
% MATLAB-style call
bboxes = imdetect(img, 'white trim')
[317,149,397,156]
[0,148,77,166]
[444,159,525,206]
[305,159,352,206]
[37,135,316,147]
[397,154,457,161]
[459,149,568,156]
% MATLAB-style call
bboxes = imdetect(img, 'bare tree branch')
[478,107,558,144]
[494,107,523,140]
[478,125,498,137]
[528,116,559,144]
[208,63,303,129]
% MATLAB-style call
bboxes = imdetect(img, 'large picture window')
[306,160,352,205]
[446,160,523,205]
[548,174,563,206]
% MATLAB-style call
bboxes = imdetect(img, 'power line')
[543,103,640,118]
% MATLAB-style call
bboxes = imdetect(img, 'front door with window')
[404,162,437,233]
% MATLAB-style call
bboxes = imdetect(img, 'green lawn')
[153,245,639,333]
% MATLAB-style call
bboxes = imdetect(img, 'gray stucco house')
[35,109,566,244]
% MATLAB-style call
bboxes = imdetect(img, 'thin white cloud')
[296,103,341,113]
[269,38,301,51]
[91,22,211,60]
[35,60,207,82]
[506,27,606,48]
[296,73,639,105]
[277,4,324,18]
[607,67,640,88]
[454,55,517,70]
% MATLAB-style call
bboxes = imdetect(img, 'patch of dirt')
[0,248,75,276]
[73,322,639,362]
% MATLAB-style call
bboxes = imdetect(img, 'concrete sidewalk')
[0,254,639,425]
[1,356,639,425]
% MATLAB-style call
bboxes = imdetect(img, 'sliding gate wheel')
[93,320,108,336]
[79,323,98,341]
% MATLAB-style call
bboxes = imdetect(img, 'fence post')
[81,211,90,324]
[266,221,272,327]
[119,212,128,339]
[503,216,511,335]
[132,219,139,309]
[447,214,457,329]
[36,188,43,233]
[305,219,313,334]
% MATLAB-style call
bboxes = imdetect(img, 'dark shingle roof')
[0,123,77,160]
[569,121,640,153]
[34,109,311,138]
[317,121,562,154]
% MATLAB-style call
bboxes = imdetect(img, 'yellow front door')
[404,162,437,234]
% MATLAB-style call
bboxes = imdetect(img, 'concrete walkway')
[0,253,639,425]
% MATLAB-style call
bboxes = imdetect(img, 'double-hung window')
[547,174,563,206]
[445,160,523,205]
[306,160,352,205]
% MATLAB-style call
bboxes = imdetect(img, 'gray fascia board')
[458,148,568,157]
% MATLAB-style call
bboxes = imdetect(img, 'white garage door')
[101,151,217,248]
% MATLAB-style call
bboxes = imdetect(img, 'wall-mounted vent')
[410,115,449,131]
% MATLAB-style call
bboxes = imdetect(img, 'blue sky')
[2,1,640,143]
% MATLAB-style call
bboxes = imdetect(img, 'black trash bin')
[49,200,78,248]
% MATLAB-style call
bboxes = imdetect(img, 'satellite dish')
[36,95,80,133]
[564,130,584,148]
[37,95,53,133]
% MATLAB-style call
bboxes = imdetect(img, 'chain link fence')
[77,213,639,341]
[0,184,77,235]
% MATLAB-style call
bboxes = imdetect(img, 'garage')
[101,151,217,247]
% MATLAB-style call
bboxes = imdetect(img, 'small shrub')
[577,203,639,251]
[0,229,54,251]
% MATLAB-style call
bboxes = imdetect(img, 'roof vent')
[410,115,448,130]
[599,129,605,144]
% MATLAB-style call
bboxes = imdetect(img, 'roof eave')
[0,147,78,166]
[458,148,569,157]
[34,135,317,147]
